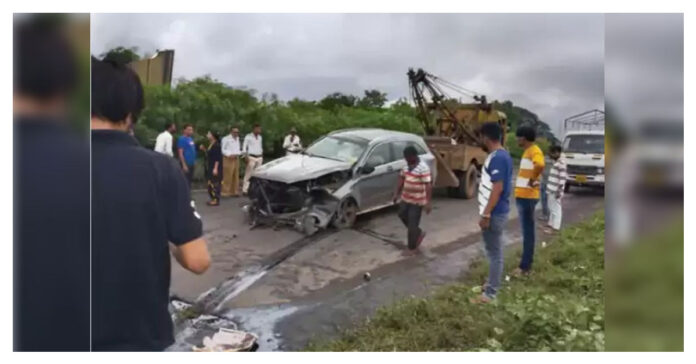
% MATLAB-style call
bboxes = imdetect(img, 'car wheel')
[564,183,571,193]
[448,164,478,199]
[332,198,358,229]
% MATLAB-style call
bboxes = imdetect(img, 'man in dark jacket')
[14,15,90,352]
[91,56,211,351]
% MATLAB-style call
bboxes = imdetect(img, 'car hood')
[252,154,353,184]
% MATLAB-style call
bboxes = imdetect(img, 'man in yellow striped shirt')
[513,126,545,275]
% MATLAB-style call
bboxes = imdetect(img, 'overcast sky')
[605,14,683,126]
[92,13,605,137]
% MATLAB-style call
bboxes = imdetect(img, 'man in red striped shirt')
[393,146,432,251]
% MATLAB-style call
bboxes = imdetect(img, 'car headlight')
[597,168,604,175]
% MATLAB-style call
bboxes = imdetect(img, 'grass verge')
[605,216,683,351]
[307,211,605,351]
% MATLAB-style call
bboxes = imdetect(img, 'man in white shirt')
[221,126,242,197]
[283,127,302,155]
[242,124,263,194]
[154,122,176,157]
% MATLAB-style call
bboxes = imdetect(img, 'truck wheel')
[448,164,478,199]
[332,198,358,229]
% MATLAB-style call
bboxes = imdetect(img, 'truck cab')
[561,130,605,192]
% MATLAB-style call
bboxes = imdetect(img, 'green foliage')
[319,92,359,110]
[99,46,141,64]
[505,132,523,159]
[308,212,605,352]
[605,217,683,351]
[495,100,558,145]
[135,76,556,161]
[505,132,551,160]
[357,89,388,108]
[136,77,421,157]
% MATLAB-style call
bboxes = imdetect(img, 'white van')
[561,130,605,192]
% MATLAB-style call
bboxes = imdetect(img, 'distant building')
[129,49,174,87]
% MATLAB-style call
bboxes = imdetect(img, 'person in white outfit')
[221,127,242,197]
[242,124,263,194]
[545,145,567,232]
[154,122,176,157]
[283,127,302,155]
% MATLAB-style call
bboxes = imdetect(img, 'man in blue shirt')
[177,124,197,187]
[473,122,513,303]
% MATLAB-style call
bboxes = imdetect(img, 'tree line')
[134,76,554,159]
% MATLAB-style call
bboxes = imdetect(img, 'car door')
[353,142,396,211]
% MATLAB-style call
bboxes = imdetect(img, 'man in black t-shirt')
[14,16,90,351]
[91,57,210,351]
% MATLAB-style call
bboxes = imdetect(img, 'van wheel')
[448,164,478,199]
[332,198,358,229]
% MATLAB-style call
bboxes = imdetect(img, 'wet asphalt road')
[170,186,604,351]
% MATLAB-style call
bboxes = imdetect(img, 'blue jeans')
[482,214,507,299]
[540,183,549,217]
[516,198,538,271]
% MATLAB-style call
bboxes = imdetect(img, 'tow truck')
[407,68,507,198]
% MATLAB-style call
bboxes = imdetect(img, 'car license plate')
[575,175,587,183]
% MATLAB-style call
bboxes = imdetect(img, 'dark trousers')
[516,197,538,271]
[540,183,550,217]
[398,202,423,250]
[207,174,221,203]
[183,164,194,188]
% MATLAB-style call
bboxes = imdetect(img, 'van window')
[562,134,604,154]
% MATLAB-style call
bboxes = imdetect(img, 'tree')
[99,46,141,64]
[319,92,358,110]
[357,89,388,108]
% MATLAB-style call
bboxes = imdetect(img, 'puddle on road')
[222,305,300,351]
[193,230,333,314]
[169,230,333,350]
[195,268,269,314]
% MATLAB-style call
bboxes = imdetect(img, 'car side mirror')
[360,165,375,175]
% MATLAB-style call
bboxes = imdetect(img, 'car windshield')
[563,134,605,154]
[304,136,367,164]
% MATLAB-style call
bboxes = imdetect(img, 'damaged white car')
[243,128,436,235]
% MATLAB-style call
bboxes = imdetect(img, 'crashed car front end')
[243,155,353,235]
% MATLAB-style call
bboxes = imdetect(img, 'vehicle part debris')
[192,328,258,352]
[244,175,343,236]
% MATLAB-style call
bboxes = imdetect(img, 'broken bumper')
[243,177,339,235]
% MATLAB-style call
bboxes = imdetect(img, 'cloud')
[605,14,683,123]
[92,13,605,136]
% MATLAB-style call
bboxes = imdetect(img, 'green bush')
[135,76,555,161]
[506,132,551,160]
